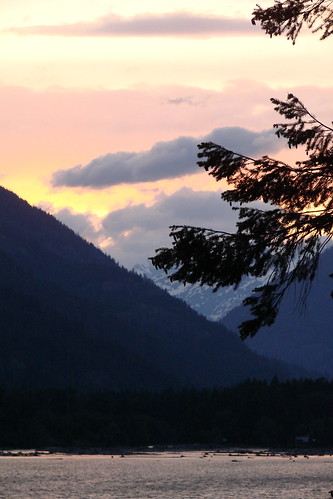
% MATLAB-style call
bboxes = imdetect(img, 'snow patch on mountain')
[133,262,262,322]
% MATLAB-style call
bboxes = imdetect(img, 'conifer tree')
[151,1,333,338]
[252,0,333,43]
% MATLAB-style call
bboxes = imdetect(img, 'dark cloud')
[100,187,240,267]
[52,136,197,188]
[167,97,195,105]
[9,13,259,38]
[50,187,266,268]
[102,188,237,235]
[51,207,101,241]
[51,127,284,188]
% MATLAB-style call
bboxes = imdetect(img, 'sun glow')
[0,0,331,267]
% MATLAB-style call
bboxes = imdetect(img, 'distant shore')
[1,446,333,458]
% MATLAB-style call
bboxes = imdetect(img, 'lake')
[1,451,333,498]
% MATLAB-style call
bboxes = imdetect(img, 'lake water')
[1,451,333,498]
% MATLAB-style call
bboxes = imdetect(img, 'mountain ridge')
[0,185,315,391]
[222,246,333,378]
[133,261,262,321]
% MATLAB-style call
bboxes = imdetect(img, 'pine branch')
[272,94,333,154]
[152,92,333,338]
[252,0,333,43]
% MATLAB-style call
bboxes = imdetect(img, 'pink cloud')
[0,81,332,183]
[1,80,332,268]
[9,12,260,38]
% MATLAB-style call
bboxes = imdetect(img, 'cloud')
[51,127,284,188]
[52,207,100,241]
[48,187,243,268]
[9,13,259,38]
[38,203,103,243]
[167,97,196,105]
[100,187,241,268]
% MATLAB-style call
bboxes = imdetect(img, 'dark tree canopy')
[151,1,333,339]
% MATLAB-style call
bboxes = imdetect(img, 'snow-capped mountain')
[133,261,262,322]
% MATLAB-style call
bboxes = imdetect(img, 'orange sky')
[0,0,332,267]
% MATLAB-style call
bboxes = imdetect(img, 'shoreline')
[1,446,333,458]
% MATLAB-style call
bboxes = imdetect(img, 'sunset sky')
[1,0,332,267]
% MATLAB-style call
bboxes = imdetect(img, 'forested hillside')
[1,379,332,449]
[0,186,313,391]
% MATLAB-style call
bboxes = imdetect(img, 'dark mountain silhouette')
[223,247,333,378]
[0,186,314,391]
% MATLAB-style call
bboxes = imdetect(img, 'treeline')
[1,378,333,450]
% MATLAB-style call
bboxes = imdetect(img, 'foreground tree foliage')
[252,0,333,43]
[151,1,333,338]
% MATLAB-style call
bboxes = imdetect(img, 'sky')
[1,0,332,268]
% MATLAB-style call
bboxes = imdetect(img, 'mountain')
[0,186,314,391]
[133,262,262,321]
[222,246,333,378]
